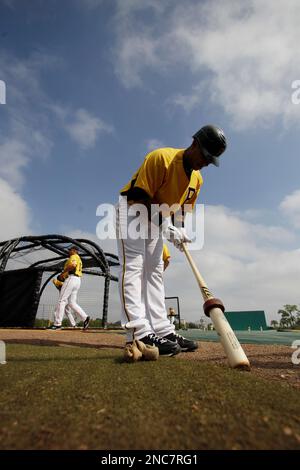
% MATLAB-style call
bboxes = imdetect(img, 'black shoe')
[47,325,62,330]
[83,316,90,330]
[139,333,181,356]
[164,333,198,352]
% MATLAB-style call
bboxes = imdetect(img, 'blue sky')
[1,0,300,323]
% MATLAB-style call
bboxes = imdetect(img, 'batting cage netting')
[0,268,43,327]
[0,235,119,328]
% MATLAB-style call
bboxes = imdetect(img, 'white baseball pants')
[65,305,77,327]
[54,275,88,326]
[116,196,175,342]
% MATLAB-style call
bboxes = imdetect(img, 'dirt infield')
[0,328,125,350]
[1,328,299,388]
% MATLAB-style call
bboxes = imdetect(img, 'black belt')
[70,274,80,277]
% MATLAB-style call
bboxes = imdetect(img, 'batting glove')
[163,222,191,251]
[123,341,143,363]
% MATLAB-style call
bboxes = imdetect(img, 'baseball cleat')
[47,325,62,330]
[139,333,181,356]
[164,333,198,352]
[83,316,90,330]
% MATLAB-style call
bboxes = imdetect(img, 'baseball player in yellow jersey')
[52,271,79,328]
[50,247,90,330]
[116,125,227,355]
[51,252,83,328]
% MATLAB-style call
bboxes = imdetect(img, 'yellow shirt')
[120,148,203,214]
[64,254,83,277]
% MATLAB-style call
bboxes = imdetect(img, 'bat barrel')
[182,243,251,370]
[209,307,251,370]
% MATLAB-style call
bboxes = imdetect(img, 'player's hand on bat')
[164,224,191,250]
[174,227,191,251]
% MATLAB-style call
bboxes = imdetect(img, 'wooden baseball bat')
[182,243,250,370]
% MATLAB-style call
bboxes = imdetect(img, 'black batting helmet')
[193,125,227,166]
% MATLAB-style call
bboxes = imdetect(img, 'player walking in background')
[49,246,90,330]
[116,125,227,355]
[52,271,78,328]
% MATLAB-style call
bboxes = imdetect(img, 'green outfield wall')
[224,310,268,331]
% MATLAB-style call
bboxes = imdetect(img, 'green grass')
[0,344,300,450]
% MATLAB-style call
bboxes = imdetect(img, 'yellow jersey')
[120,148,203,213]
[64,254,83,277]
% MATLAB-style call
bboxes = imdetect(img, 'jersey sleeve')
[133,150,167,198]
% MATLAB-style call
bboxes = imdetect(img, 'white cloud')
[0,52,56,191]
[113,0,300,129]
[0,50,61,113]
[0,140,29,189]
[203,205,295,260]
[279,189,300,228]
[0,51,58,245]
[0,131,49,191]
[0,177,32,241]
[167,0,298,129]
[114,36,162,89]
[145,139,165,152]
[51,105,113,150]
[113,0,170,88]
[65,108,113,149]
[171,83,208,113]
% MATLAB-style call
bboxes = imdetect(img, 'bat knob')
[203,298,225,317]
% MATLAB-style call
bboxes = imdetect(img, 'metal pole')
[102,276,110,328]
[176,297,181,329]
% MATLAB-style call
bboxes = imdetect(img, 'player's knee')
[125,254,144,270]
[147,259,164,272]
[68,302,77,310]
